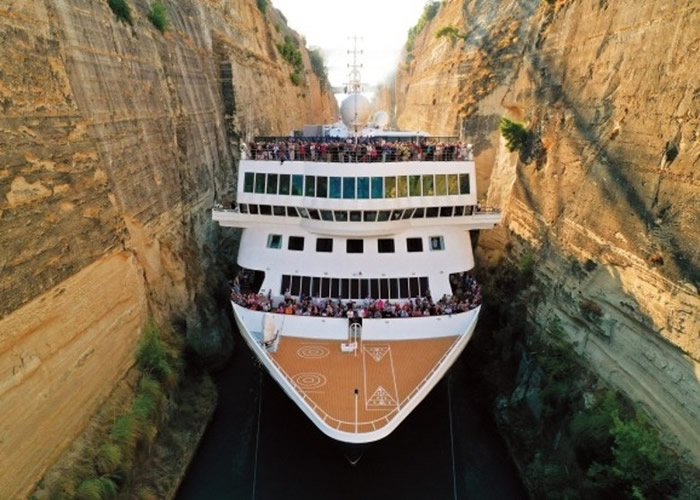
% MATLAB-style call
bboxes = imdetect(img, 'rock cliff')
[0,0,336,496]
[385,0,700,463]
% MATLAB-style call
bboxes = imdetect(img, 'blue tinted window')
[343,177,355,199]
[279,174,290,195]
[291,175,303,196]
[244,172,254,193]
[255,173,266,193]
[371,177,383,199]
[316,176,328,198]
[357,177,369,199]
[330,177,341,199]
[305,176,316,197]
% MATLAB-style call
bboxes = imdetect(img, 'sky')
[271,0,430,89]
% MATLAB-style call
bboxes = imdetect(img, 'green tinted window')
[305,176,316,197]
[330,177,341,198]
[316,176,328,198]
[371,177,383,199]
[435,175,447,195]
[279,174,290,195]
[397,176,408,197]
[385,177,396,198]
[459,173,470,194]
[266,173,278,194]
[422,175,434,196]
[244,172,254,193]
[291,175,303,196]
[357,177,370,199]
[254,173,266,193]
[343,177,355,199]
[409,175,421,196]
[447,174,459,195]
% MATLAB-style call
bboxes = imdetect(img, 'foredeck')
[268,335,459,434]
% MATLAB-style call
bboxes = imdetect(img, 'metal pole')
[354,388,359,433]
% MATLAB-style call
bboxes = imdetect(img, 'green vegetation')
[75,477,118,500]
[147,0,168,33]
[405,1,441,57]
[499,117,530,153]
[308,48,329,88]
[277,35,305,86]
[470,253,688,499]
[107,0,133,25]
[256,0,267,14]
[435,25,466,42]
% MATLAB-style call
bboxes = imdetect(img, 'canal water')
[177,331,526,500]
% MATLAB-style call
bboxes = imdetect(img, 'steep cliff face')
[388,0,700,463]
[0,0,335,496]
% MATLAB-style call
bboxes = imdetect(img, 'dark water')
[177,332,526,500]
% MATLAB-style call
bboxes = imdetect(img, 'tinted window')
[430,236,445,250]
[435,174,447,195]
[385,177,397,198]
[389,279,399,299]
[259,204,272,215]
[316,238,333,252]
[350,279,360,299]
[301,276,311,296]
[291,175,303,195]
[447,174,459,195]
[360,279,369,298]
[364,211,377,222]
[248,204,259,215]
[454,205,465,216]
[287,206,299,217]
[340,278,350,299]
[399,278,409,298]
[419,277,430,297]
[440,206,453,217]
[334,210,348,222]
[279,174,290,195]
[401,209,414,219]
[244,172,254,193]
[267,234,282,249]
[273,205,285,216]
[343,177,355,199]
[378,239,395,253]
[308,209,320,220]
[320,210,333,221]
[321,278,330,297]
[370,279,379,298]
[281,275,291,294]
[357,177,370,199]
[380,279,389,299]
[397,176,408,197]
[330,278,340,298]
[390,210,403,221]
[346,239,364,253]
[409,277,419,297]
[422,175,434,196]
[305,176,316,197]
[412,208,425,218]
[371,177,383,199]
[426,207,439,218]
[377,210,391,221]
[239,204,248,214]
[297,207,309,218]
[266,173,278,194]
[316,176,328,198]
[329,177,342,198]
[459,173,470,194]
[291,275,301,295]
[255,173,266,193]
[349,211,361,222]
[288,236,304,251]
[312,277,321,297]
[407,238,423,252]
[409,175,421,196]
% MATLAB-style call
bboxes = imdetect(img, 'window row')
[242,204,476,221]
[266,235,445,253]
[242,172,471,198]
[281,275,431,300]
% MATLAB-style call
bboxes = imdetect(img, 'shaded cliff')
[0,0,335,497]
[385,0,700,464]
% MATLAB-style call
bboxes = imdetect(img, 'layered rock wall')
[388,0,700,463]
[0,0,336,496]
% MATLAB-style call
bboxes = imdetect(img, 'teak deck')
[269,335,459,434]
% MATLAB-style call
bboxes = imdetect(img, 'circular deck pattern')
[296,344,330,359]
[292,372,327,390]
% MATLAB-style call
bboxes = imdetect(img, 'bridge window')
[287,206,299,217]
[291,276,301,295]
[255,173,266,193]
[357,177,370,199]
[370,279,379,298]
[409,175,421,196]
[346,239,364,253]
[334,210,348,222]
[301,276,311,296]
[406,237,423,252]
[398,176,408,197]
[371,177,383,199]
[364,211,377,222]
[297,207,309,218]
[273,206,286,216]
[390,210,403,221]
[399,278,409,298]
[389,279,399,299]
[385,177,397,198]
[320,210,334,221]
[248,204,259,215]
[343,177,355,199]
[330,177,341,198]
[316,238,333,252]
[401,209,415,219]
[259,205,272,215]
[291,175,303,196]
[288,236,305,251]
[459,173,470,194]
[279,174,290,195]
[409,277,419,297]
[312,277,321,297]
[378,238,395,253]
[377,210,391,222]
[308,209,320,220]
[453,206,464,216]
[360,279,369,298]
[244,172,254,193]
[419,277,430,296]
[422,175,434,196]
[447,174,459,195]
[380,279,389,299]
[465,205,474,215]
[435,175,447,195]
[267,234,282,249]
[430,236,445,251]
[316,176,328,198]
[340,278,350,299]
[412,208,425,218]
[350,279,360,299]
[305,176,316,197]
[281,275,290,294]
[426,207,439,218]
[266,173,278,194]
[330,278,340,297]
[350,211,362,222]
[321,278,330,297]
[239,204,248,214]
[440,206,453,217]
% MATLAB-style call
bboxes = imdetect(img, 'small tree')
[148,0,168,33]
[436,25,465,42]
[256,0,267,13]
[107,0,133,25]
[499,117,530,153]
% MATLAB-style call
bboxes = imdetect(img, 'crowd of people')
[230,273,482,319]
[243,138,473,163]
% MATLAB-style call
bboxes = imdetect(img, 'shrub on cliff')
[499,117,530,153]
[436,25,466,42]
[256,0,267,14]
[405,1,441,56]
[107,0,133,25]
[148,0,168,33]
[309,48,329,89]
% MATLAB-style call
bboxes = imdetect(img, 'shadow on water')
[177,331,526,500]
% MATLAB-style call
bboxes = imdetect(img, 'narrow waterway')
[177,331,526,500]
